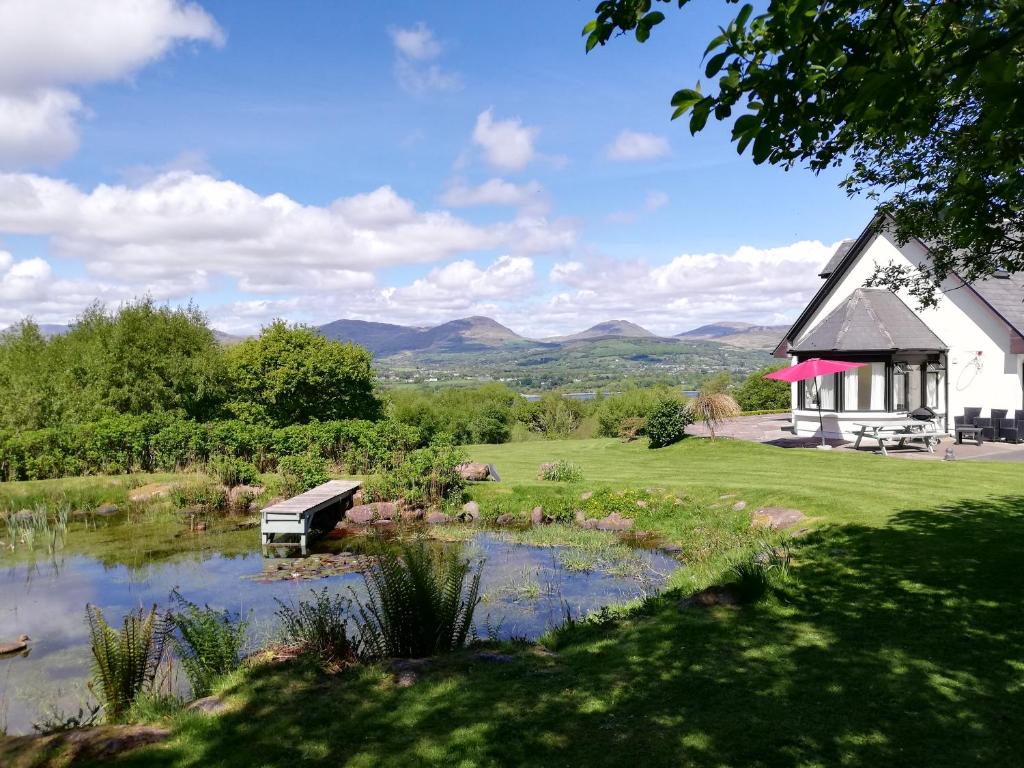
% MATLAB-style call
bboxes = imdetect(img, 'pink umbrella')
[765,358,866,447]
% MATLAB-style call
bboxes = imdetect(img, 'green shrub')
[729,544,791,604]
[85,604,169,722]
[363,441,466,508]
[734,365,791,411]
[645,398,693,448]
[275,588,354,666]
[278,453,329,494]
[595,387,674,438]
[208,456,260,488]
[168,591,248,698]
[152,420,208,470]
[172,480,229,512]
[354,540,482,659]
[538,460,584,482]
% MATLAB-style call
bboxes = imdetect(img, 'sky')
[0,0,877,338]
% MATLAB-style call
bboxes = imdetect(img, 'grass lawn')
[4,437,1024,767]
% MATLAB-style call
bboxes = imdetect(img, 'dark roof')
[791,288,947,353]
[969,273,1024,336]
[818,239,856,278]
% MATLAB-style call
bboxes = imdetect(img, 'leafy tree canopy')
[584,0,1024,303]
[226,321,380,426]
[733,365,790,411]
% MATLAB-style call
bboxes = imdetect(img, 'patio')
[688,414,1024,462]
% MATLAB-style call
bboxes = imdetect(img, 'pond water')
[0,516,678,735]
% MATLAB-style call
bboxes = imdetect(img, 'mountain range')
[317,316,787,355]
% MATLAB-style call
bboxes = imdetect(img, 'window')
[843,362,886,411]
[892,363,909,411]
[925,362,944,410]
[801,374,836,411]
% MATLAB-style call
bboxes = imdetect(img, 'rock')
[595,512,634,531]
[351,489,365,506]
[62,724,171,759]
[530,506,546,525]
[580,518,599,530]
[375,502,398,521]
[459,501,480,522]
[426,511,450,525]
[495,513,517,526]
[456,463,491,481]
[400,508,424,522]
[580,491,594,501]
[346,504,376,524]
[574,510,587,524]
[679,585,739,609]
[732,501,747,511]
[128,483,175,503]
[752,507,806,530]
[187,695,229,715]
[0,636,29,655]
[95,503,119,516]
[390,658,430,687]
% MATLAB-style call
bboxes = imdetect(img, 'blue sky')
[0,0,875,336]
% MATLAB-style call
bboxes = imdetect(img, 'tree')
[583,1,1024,302]
[699,371,733,395]
[733,365,790,411]
[645,397,692,448]
[0,320,56,431]
[226,321,380,426]
[685,392,741,440]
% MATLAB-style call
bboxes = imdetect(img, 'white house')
[774,215,1024,440]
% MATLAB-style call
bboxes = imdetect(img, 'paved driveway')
[687,414,1024,462]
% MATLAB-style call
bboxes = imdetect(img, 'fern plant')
[354,540,483,659]
[85,604,168,722]
[274,588,354,666]
[168,591,249,698]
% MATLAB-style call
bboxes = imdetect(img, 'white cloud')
[605,130,671,162]
[541,240,838,336]
[440,178,547,214]
[472,109,538,171]
[645,191,669,211]
[389,22,460,94]
[0,171,577,314]
[0,0,223,167]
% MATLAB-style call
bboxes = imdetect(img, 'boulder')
[595,512,634,531]
[460,501,480,522]
[752,507,806,530]
[186,695,229,715]
[426,511,450,525]
[580,518,599,530]
[456,463,491,481]
[95,503,119,516]
[375,502,399,521]
[530,506,546,525]
[346,504,376,524]
[128,483,175,503]
[400,508,424,522]
[495,513,517,526]
[732,501,747,511]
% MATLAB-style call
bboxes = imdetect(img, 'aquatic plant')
[2,503,68,553]
[354,540,482,659]
[168,591,249,698]
[275,588,354,667]
[84,604,169,722]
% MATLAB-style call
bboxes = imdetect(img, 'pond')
[0,513,679,735]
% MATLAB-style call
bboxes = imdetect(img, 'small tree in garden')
[686,393,741,441]
[645,398,692,449]
[733,365,790,412]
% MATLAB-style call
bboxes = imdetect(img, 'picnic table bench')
[852,420,940,456]
[261,480,361,555]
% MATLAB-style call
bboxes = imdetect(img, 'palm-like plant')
[85,604,168,722]
[686,393,741,440]
[354,540,482,659]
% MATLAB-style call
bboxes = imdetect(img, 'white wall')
[790,229,1023,438]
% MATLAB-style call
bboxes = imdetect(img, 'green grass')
[4,437,1024,767]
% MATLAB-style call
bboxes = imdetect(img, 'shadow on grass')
[101,496,1024,768]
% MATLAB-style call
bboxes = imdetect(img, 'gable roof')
[791,288,946,353]
[775,214,1024,356]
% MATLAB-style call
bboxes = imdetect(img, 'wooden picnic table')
[852,419,940,456]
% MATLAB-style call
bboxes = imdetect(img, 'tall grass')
[275,588,354,667]
[168,591,249,698]
[85,604,169,722]
[2,503,69,553]
[354,540,482,659]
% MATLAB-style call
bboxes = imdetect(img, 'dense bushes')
[363,441,467,508]
[645,398,694,449]
[733,365,790,412]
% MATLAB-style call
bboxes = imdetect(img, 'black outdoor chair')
[964,407,982,422]
[991,408,1008,421]
[973,417,997,441]
[998,418,1022,444]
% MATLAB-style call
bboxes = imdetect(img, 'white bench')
[260,480,361,555]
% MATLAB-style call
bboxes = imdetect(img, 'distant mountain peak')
[676,321,789,350]
[552,319,657,342]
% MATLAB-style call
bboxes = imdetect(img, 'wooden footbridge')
[260,480,361,555]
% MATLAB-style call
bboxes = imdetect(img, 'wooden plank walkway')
[261,479,361,555]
